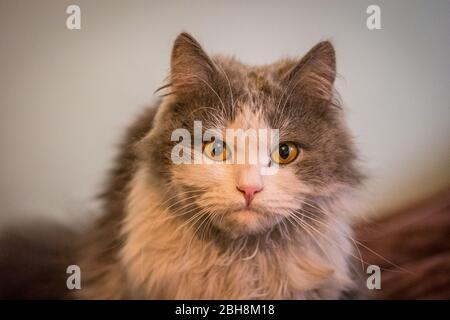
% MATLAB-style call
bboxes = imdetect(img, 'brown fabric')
[0,221,76,299]
[356,188,450,299]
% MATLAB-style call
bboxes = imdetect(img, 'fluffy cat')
[75,32,364,299]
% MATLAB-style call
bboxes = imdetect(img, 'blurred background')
[0,0,449,227]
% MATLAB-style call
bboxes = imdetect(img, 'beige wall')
[1,0,449,224]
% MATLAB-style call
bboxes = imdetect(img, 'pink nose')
[236,185,263,206]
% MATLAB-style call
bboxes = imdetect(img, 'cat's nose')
[236,185,263,206]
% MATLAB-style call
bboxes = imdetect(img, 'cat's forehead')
[229,106,268,131]
[210,56,293,126]
[212,55,293,96]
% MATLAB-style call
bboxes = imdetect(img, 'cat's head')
[138,33,362,238]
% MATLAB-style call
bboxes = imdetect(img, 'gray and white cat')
[76,33,364,299]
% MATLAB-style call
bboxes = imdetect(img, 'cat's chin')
[212,208,283,238]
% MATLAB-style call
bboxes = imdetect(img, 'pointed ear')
[284,41,336,103]
[170,32,217,97]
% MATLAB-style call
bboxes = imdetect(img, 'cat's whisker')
[155,193,203,220]
[349,238,412,274]
[291,208,395,273]
[199,209,222,245]
[163,203,199,222]
[155,187,205,210]
[184,207,216,252]
[289,211,366,269]
[199,212,214,242]
[288,199,367,271]
[175,207,208,235]
[287,213,334,262]
[277,216,292,242]
[294,201,366,272]
[295,198,405,273]
[191,207,215,240]
[305,211,364,272]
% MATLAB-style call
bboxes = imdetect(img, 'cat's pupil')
[279,144,291,159]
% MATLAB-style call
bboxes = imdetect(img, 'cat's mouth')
[228,204,268,216]
[210,205,283,236]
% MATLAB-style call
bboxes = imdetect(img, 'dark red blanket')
[356,188,450,299]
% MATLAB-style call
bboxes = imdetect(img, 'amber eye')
[203,139,230,161]
[271,142,299,164]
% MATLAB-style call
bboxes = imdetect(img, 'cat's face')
[140,33,361,238]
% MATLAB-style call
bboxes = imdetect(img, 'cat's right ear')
[170,32,217,97]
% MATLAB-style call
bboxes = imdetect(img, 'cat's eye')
[203,139,231,162]
[271,142,300,165]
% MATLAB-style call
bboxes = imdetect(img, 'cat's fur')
[75,33,363,299]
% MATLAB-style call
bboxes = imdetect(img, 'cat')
[71,32,364,299]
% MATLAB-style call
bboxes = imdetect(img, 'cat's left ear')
[283,41,336,103]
